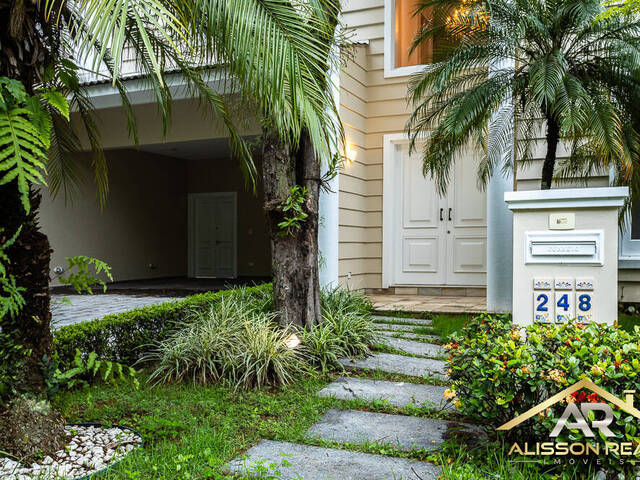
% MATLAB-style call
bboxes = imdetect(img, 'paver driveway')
[51,294,176,328]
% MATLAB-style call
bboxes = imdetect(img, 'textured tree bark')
[0,184,53,395]
[0,183,65,459]
[541,117,560,190]
[262,130,321,328]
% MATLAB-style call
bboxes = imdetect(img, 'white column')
[319,44,341,288]
[487,168,513,312]
[319,174,340,287]
[486,55,515,313]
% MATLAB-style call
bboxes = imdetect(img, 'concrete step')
[306,409,465,451]
[380,337,445,358]
[373,316,432,326]
[339,353,447,380]
[317,377,449,409]
[381,331,440,343]
[227,440,440,480]
[376,323,426,333]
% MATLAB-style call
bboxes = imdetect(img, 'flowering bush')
[445,314,640,475]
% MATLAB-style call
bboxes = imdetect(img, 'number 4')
[557,294,570,311]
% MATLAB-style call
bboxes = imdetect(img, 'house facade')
[40,0,640,308]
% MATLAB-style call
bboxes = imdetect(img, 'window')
[632,202,640,240]
[620,203,640,265]
[385,0,459,77]
[395,0,428,67]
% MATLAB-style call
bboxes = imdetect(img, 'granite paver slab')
[381,331,440,343]
[376,323,425,333]
[227,440,440,480]
[373,316,432,326]
[339,353,447,379]
[317,377,449,408]
[306,409,460,451]
[381,337,445,357]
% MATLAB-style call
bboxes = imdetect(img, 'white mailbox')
[525,231,603,265]
[505,187,628,326]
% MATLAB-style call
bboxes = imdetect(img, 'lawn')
[52,372,450,479]
[52,370,589,480]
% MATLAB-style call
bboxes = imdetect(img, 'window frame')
[613,166,640,267]
[384,0,427,78]
[619,211,640,267]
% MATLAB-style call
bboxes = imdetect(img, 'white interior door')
[190,193,237,278]
[445,145,488,285]
[387,139,487,287]
[393,145,447,284]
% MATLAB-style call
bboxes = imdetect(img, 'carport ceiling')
[136,138,233,161]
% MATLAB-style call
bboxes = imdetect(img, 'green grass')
[436,439,587,480]
[51,371,456,479]
[429,314,473,341]
[617,313,640,333]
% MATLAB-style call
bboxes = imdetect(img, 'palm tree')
[0,0,341,457]
[406,0,640,193]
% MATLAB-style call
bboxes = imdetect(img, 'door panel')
[445,145,487,285]
[192,193,236,278]
[394,145,446,284]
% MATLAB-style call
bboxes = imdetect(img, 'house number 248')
[534,292,593,322]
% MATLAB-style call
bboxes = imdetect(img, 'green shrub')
[446,314,640,475]
[144,296,306,390]
[320,285,373,317]
[300,288,378,370]
[52,284,272,368]
[299,321,348,372]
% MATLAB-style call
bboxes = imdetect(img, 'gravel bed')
[0,424,142,479]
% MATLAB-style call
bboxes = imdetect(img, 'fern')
[0,227,25,319]
[57,255,114,294]
[45,349,138,394]
[0,77,70,213]
[0,108,49,212]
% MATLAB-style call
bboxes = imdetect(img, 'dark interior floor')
[51,276,271,297]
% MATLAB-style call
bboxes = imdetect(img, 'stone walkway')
[228,314,474,479]
[51,294,177,328]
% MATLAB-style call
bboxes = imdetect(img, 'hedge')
[53,283,272,368]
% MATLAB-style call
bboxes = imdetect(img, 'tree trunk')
[541,116,560,190]
[0,184,53,394]
[262,129,322,328]
[0,182,66,459]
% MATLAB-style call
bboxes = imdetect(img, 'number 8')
[578,294,591,312]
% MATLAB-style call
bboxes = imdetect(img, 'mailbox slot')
[525,231,603,265]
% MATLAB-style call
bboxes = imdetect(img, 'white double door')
[392,143,487,286]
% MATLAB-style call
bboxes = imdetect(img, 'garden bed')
[0,424,141,480]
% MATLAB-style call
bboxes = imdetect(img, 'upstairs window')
[395,0,429,67]
[386,0,460,76]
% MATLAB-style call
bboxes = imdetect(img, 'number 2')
[557,294,569,311]
[536,294,549,311]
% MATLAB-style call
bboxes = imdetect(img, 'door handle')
[448,208,452,221]
[440,208,444,221]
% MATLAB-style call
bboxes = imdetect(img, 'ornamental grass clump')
[320,285,373,318]
[445,314,640,476]
[143,285,378,388]
[143,297,305,390]
[300,288,379,370]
